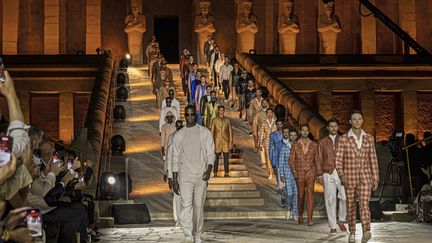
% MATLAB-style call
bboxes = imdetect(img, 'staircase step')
[208,183,257,191]
[214,171,249,177]
[209,177,253,184]
[205,198,265,207]
[206,190,260,198]
[218,164,247,171]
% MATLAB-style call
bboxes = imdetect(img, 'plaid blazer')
[335,132,379,188]
[288,139,318,180]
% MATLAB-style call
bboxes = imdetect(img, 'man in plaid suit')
[335,110,379,243]
[279,127,299,221]
[289,124,319,226]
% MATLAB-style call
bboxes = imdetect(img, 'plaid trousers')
[345,184,372,233]
[284,176,298,218]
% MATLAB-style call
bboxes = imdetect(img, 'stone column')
[59,93,74,144]
[44,0,60,54]
[318,90,332,121]
[399,0,416,54]
[402,90,417,136]
[360,89,376,136]
[360,0,376,54]
[265,0,275,53]
[17,92,30,124]
[2,0,20,54]
[86,0,101,54]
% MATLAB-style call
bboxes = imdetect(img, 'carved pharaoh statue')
[194,0,216,66]
[318,0,341,54]
[278,0,300,54]
[124,4,146,64]
[236,0,259,53]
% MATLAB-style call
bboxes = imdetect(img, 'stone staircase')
[170,67,265,209]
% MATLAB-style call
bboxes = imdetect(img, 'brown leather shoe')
[307,221,314,226]
[338,223,347,232]
[298,218,303,225]
[329,229,337,235]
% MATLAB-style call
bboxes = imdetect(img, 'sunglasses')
[185,113,196,117]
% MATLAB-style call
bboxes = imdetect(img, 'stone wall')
[375,92,401,142]
[18,0,44,54]
[331,92,359,134]
[415,0,432,53]
[417,92,432,139]
[101,0,128,58]
[31,94,60,139]
[74,93,91,131]
[375,0,402,54]
[65,0,86,54]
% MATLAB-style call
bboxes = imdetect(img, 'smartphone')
[79,175,85,183]
[67,159,73,170]
[52,151,62,164]
[0,57,5,82]
[24,208,43,237]
[0,136,12,167]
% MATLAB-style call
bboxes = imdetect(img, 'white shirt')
[329,134,337,145]
[348,128,366,149]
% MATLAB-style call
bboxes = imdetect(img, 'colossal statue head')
[281,0,294,15]
[242,1,253,15]
[324,0,335,15]
[199,1,211,16]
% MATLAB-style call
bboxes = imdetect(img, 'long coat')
[203,101,221,128]
[210,116,232,153]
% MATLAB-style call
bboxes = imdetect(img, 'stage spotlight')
[126,53,131,60]
[99,172,119,200]
[111,135,126,156]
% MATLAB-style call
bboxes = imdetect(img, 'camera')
[387,130,404,160]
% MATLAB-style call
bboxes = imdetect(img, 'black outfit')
[222,79,230,100]
[244,87,256,110]
[214,153,230,174]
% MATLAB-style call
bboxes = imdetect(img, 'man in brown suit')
[335,110,379,243]
[289,124,318,226]
[316,118,347,235]
[248,88,263,134]
[211,106,233,177]
[203,90,221,128]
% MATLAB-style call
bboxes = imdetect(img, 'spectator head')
[28,126,44,150]
[405,133,416,146]
[39,141,55,166]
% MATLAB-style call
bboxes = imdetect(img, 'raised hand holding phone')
[0,57,6,82]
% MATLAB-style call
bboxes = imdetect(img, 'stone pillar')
[2,0,20,54]
[360,89,376,136]
[86,0,101,54]
[265,0,275,53]
[44,0,60,54]
[360,0,376,54]
[59,93,74,144]
[17,92,30,124]
[399,0,416,54]
[318,90,332,121]
[402,90,417,137]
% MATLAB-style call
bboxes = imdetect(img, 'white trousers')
[323,170,347,230]
[173,192,181,224]
[179,175,207,239]
[260,150,266,166]
[276,168,282,190]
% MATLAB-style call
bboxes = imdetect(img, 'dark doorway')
[154,16,179,64]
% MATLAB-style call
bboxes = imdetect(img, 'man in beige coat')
[211,106,233,177]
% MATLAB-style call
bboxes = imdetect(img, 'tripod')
[378,157,404,202]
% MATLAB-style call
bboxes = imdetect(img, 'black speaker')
[111,203,151,224]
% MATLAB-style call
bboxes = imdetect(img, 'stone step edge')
[148,210,327,220]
